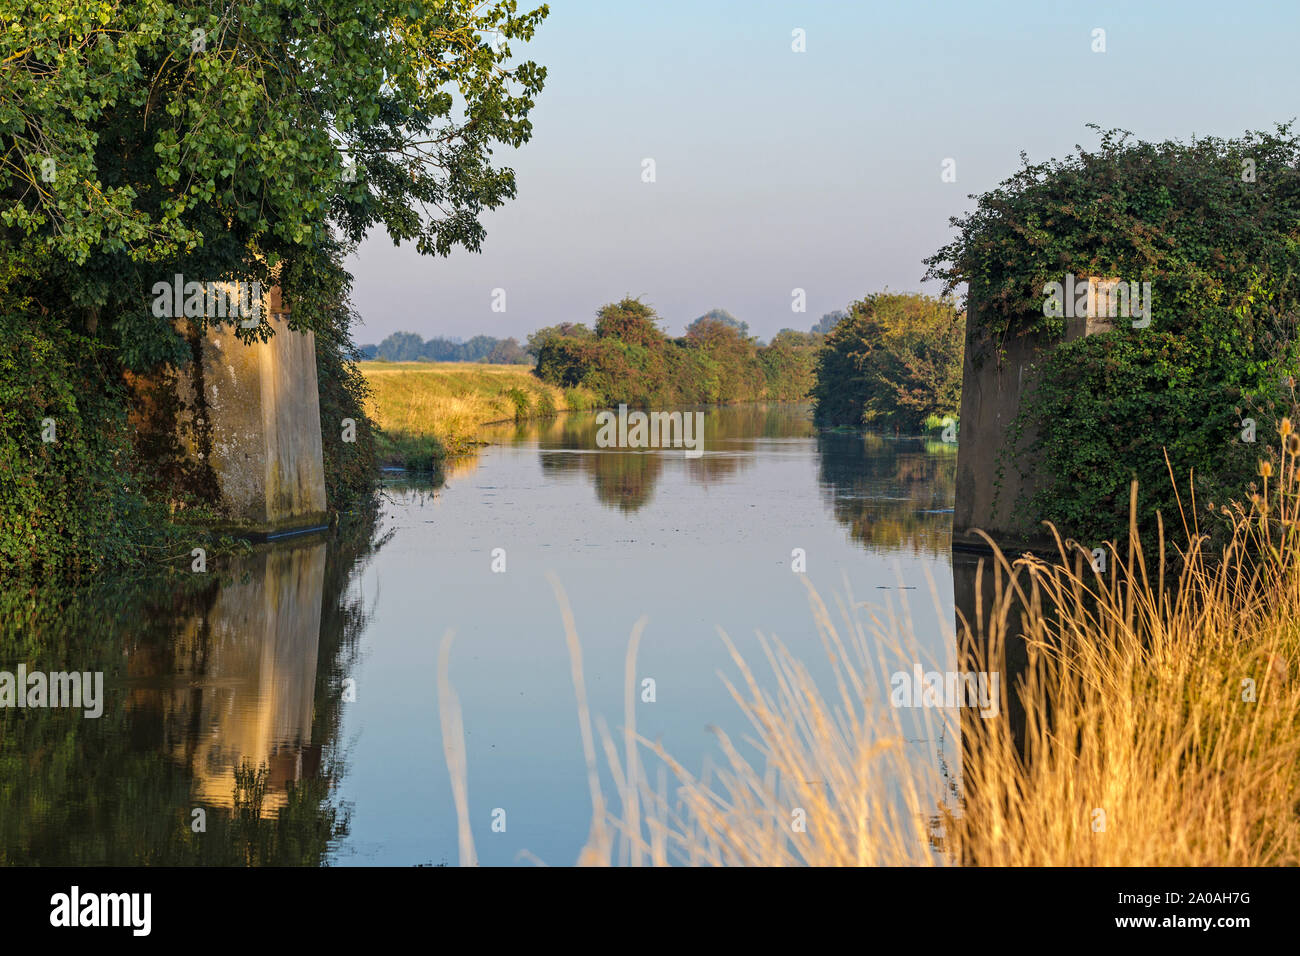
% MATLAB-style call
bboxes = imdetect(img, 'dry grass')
[359,361,597,457]
[441,423,1300,866]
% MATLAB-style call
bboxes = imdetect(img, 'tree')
[595,298,665,348]
[0,0,549,574]
[812,310,847,335]
[688,308,749,338]
[771,328,820,348]
[812,293,964,430]
[0,0,550,367]
[374,332,427,362]
[485,337,527,364]
[525,322,591,359]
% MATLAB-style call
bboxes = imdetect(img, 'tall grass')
[441,423,1300,866]
[359,361,598,463]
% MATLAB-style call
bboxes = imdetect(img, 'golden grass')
[440,423,1300,866]
[359,361,597,456]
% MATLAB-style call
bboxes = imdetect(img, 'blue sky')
[347,0,1300,345]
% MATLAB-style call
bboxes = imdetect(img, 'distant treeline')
[360,332,530,364]
[361,306,831,369]
[533,299,822,405]
[364,297,963,427]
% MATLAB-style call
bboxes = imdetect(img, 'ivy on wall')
[924,125,1300,549]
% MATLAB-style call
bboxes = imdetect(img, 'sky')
[347,0,1300,346]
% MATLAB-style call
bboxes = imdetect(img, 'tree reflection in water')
[530,403,816,512]
[815,431,956,556]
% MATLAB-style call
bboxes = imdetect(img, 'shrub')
[924,124,1300,546]
[505,387,532,420]
[811,292,964,430]
[0,313,154,576]
[315,300,379,512]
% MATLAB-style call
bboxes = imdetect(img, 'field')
[359,361,599,467]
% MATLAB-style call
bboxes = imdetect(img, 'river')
[0,403,961,865]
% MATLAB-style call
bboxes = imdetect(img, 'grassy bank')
[359,361,599,469]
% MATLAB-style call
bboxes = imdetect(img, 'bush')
[315,300,379,512]
[0,314,157,576]
[924,124,1300,547]
[505,387,532,420]
[1010,332,1264,548]
[811,292,964,430]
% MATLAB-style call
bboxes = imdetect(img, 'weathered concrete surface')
[952,293,1052,553]
[164,289,327,534]
[952,282,1116,553]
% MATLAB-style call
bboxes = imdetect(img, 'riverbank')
[359,361,599,469]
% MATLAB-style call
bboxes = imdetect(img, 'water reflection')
[517,404,814,512]
[140,543,325,814]
[485,405,956,556]
[0,514,384,865]
[817,431,956,555]
[0,403,965,866]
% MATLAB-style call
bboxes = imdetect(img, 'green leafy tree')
[0,0,549,576]
[535,298,816,407]
[1,0,550,362]
[374,332,428,362]
[812,292,964,430]
[485,336,527,364]
[688,308,749,339]
[595,297,666,348]
[525,322,591,359]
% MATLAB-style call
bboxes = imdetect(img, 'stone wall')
[183,314,327,533]
[131,290,329,536]
[952,284,1114,553]
[951,293,1052,553]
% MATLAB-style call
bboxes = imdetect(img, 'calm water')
[0,403,960,866]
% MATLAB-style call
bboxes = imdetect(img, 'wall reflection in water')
[0,515,383,864]
[132,542,326,815]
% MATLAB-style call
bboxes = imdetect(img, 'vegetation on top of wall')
[923,124,1300,364]
[923,124,1300,549]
